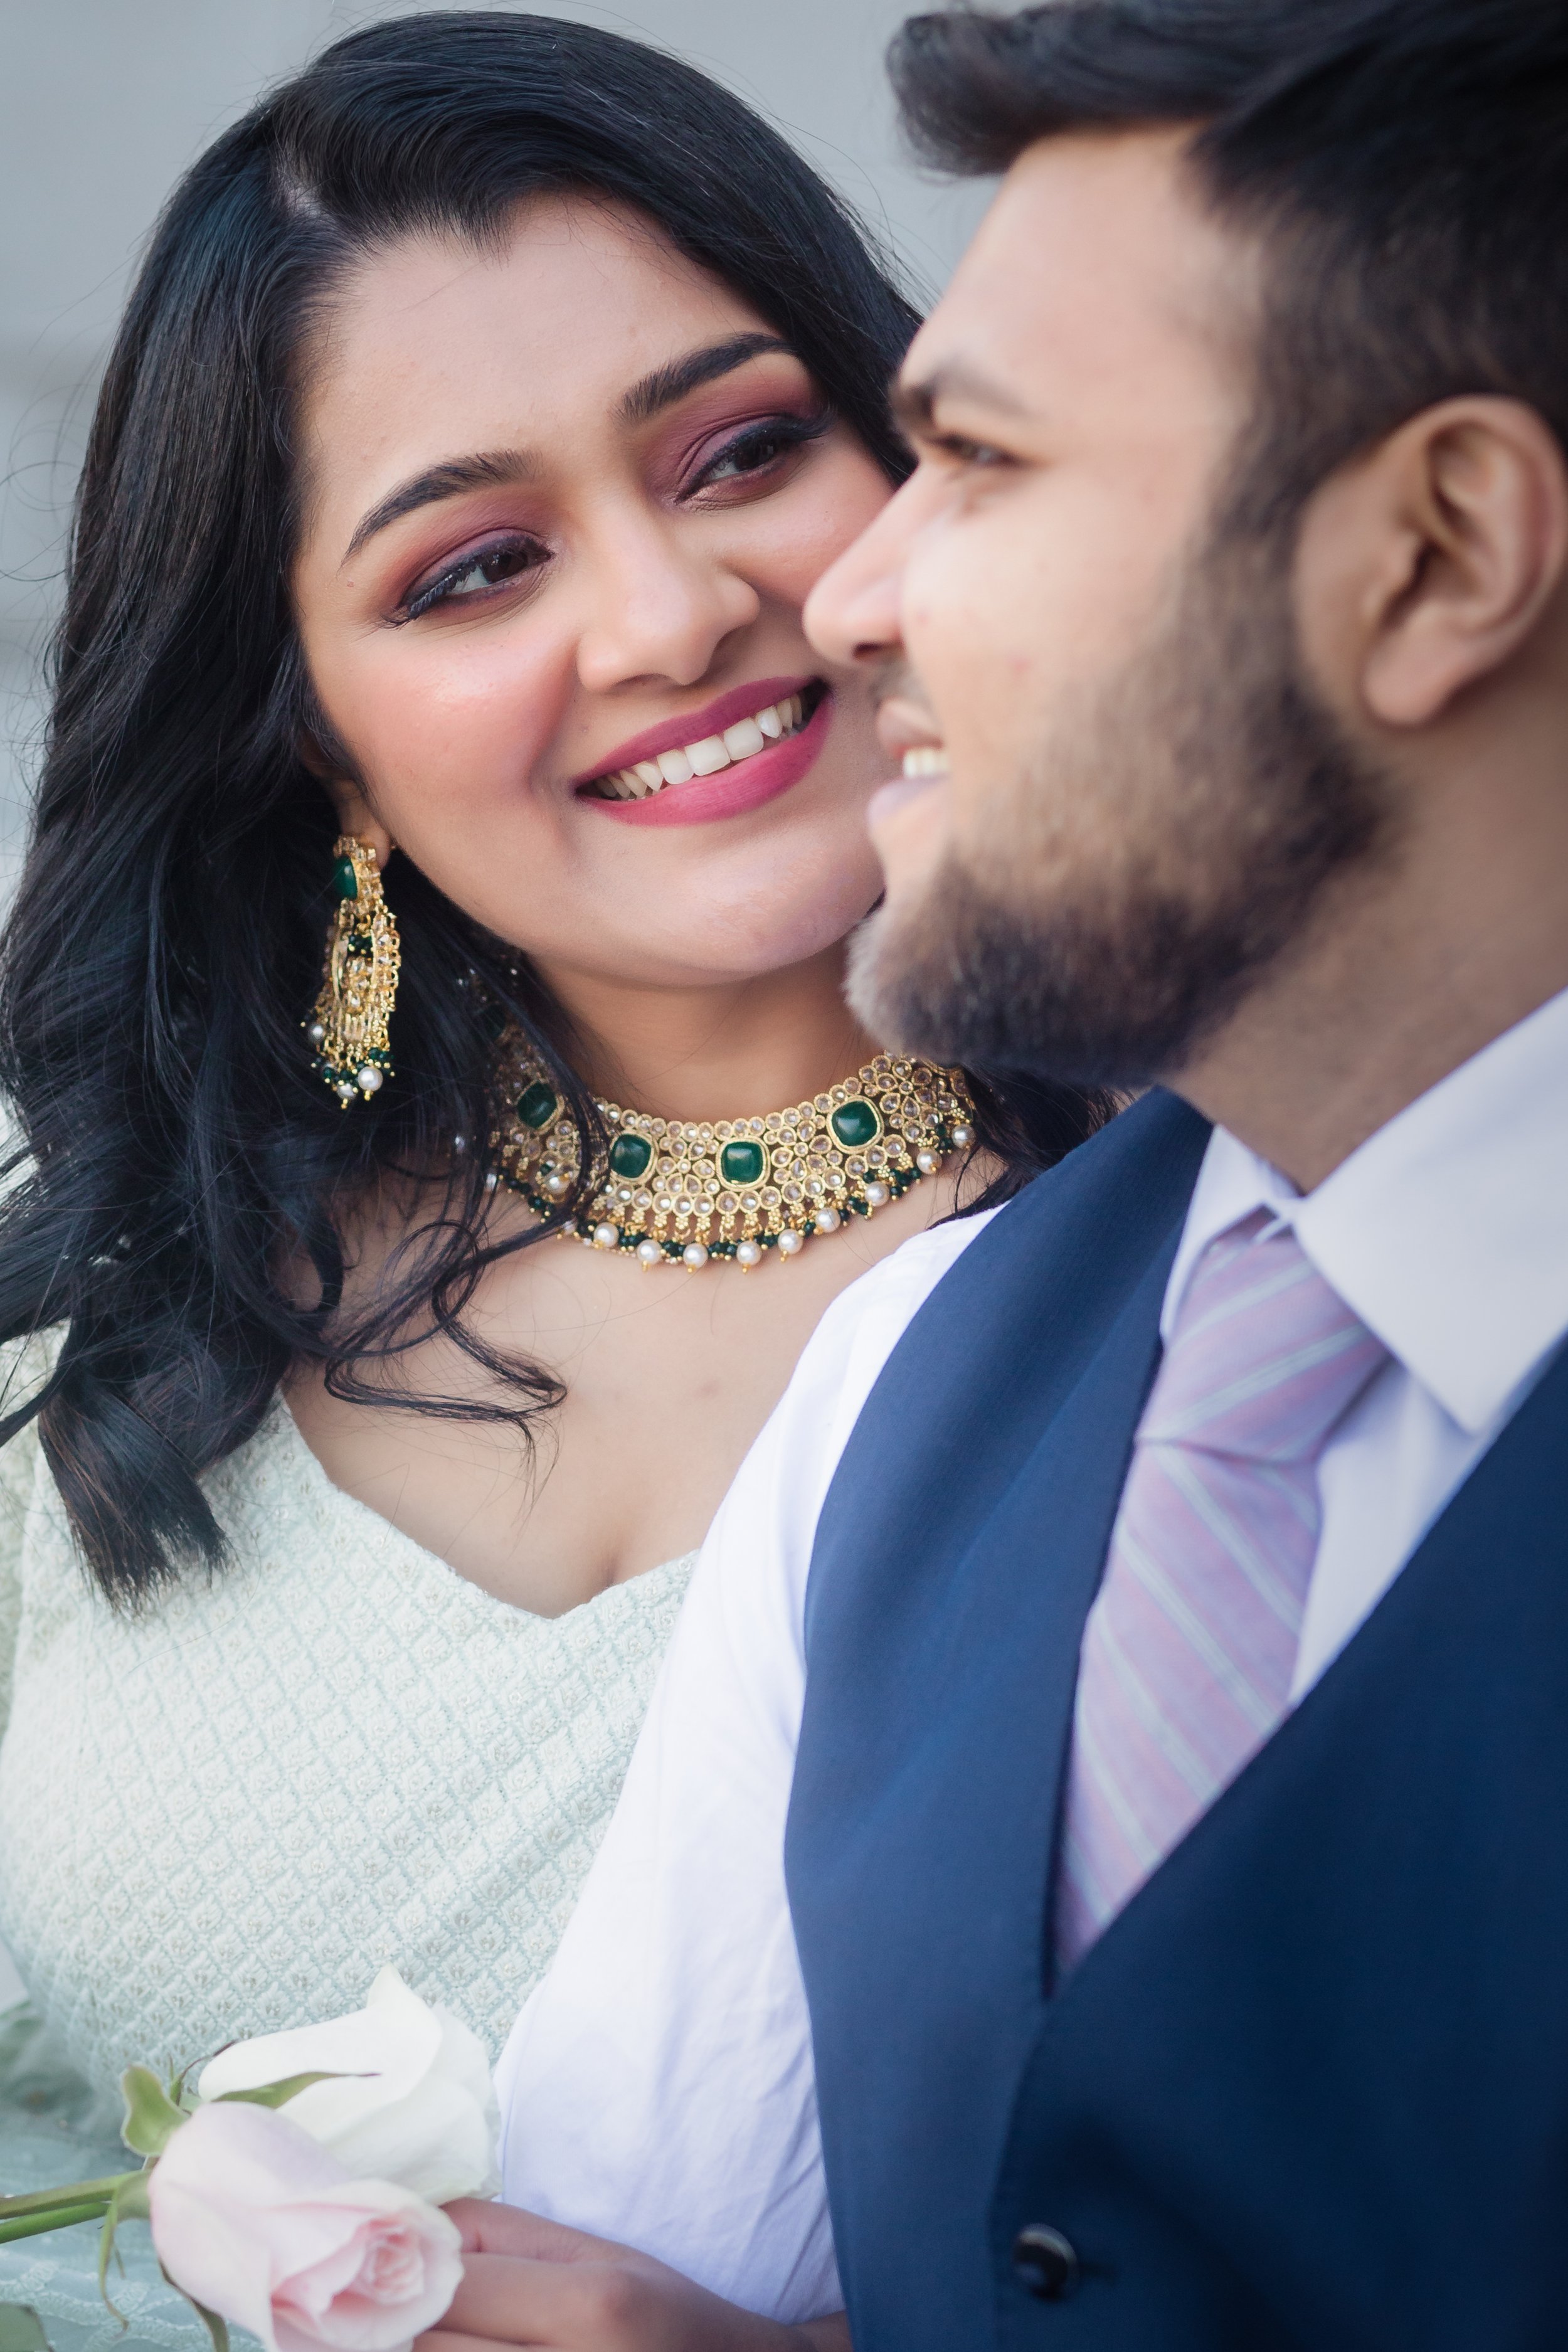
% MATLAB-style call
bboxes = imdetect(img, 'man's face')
[805,129,1384,1086]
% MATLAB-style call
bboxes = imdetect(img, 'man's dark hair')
[891,1,1568,522]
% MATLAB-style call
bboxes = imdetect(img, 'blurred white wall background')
[0,0,988,898]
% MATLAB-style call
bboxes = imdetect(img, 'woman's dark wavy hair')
[0,9,1110,1606]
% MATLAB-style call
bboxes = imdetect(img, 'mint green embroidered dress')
[0,1335,694,2350]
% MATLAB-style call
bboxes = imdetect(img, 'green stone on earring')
[332,854,359,902]
[517,1080,560,1131]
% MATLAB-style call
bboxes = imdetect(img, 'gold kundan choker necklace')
[489,1030,977,1271]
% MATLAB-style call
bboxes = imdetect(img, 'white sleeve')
[494,1212,998,2326]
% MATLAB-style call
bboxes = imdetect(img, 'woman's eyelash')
[689,410,832,491]
[395,412,827,620]
[400,536,549,622]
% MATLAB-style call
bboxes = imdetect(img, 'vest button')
[1012,2224,1080,2302]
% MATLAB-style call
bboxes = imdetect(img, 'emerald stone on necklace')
[487,1039,977,1271]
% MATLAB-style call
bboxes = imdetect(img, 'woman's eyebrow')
[341,335,793,564]
[342,450,538,564]
[618,332,793,424]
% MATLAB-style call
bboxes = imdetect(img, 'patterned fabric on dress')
[1056,1210,1389,1971]
[0,1330,695,2349]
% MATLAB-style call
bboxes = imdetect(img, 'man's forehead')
[900,125,1246,421]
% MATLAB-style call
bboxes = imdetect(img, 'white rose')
[197,1966,500,2206]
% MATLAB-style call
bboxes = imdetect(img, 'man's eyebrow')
[891,359,1032,437]
[619,332,794,425]
[342,450,538,565]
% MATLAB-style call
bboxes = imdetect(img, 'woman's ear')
[298,726,394,869]
[315,766,395,871]
[1296,395,1568,734]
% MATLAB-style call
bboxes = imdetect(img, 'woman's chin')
[524,904,868,997]
[657,888,885,988]
[495,833,885,990]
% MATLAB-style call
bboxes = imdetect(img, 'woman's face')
[292,196,896,992]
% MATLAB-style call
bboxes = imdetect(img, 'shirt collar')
[1161,984,1568,1435]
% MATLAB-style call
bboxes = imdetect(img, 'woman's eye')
[403,538,548,621]
[689,414,828,495]
[704,430,788,482]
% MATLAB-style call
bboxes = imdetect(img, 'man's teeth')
[592,693,808,800]
[902,746,950,779]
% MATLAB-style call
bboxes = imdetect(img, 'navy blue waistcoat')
[785,1089,1568,2351]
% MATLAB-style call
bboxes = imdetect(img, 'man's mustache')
[866,654,939,730]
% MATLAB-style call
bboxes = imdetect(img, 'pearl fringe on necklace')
[488,1034,977,1271]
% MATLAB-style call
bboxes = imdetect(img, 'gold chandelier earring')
[307,836,401,1106]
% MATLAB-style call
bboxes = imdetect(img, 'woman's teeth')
[590,692,809,801]
[902,745,950,780]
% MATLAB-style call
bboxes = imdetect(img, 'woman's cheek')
[358,630,567,819]
[748,452,893,603]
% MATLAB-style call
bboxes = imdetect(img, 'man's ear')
[1296,395,1568,732]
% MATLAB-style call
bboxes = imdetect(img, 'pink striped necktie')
[1054,1209,1389,1974]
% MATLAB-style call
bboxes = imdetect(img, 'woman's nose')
[575,516,762,694]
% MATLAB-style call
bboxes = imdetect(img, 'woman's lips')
[571,674,815,788]
[581,690,834,828]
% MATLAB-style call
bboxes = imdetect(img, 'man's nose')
[805,471,925,667]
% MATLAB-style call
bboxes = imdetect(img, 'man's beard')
[848,512,1392,1092]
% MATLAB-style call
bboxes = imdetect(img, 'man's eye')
[403,538,548,620]
[935,433,1012,470]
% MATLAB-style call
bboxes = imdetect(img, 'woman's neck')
[531,941,886,1123]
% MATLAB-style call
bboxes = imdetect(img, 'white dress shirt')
[1167,983,1568,1697]
[494,985,1568,2323]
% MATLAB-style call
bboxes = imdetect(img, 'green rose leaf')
[187,2301,230,2352]
[212,2069,362,2111]
[154,2262,230,2352]
[0,2307,50,2352]
[120,2063,188,2158]
[96,2173,151,2328]
[113,2175,149,2225]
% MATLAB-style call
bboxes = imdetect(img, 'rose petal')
[198,1970,440,2117]
[196,1970,499,2203]
[150,2101,462,2352]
